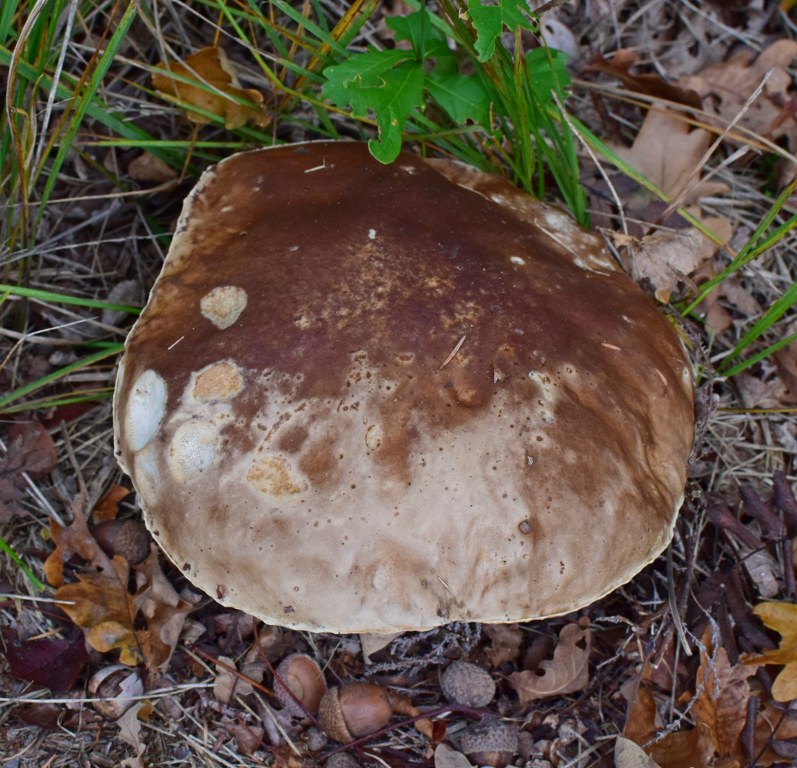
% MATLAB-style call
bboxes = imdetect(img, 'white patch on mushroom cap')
[168,421,219,482]
[125,370,167,452]
[133,443,161,508]
[200,286,248,330]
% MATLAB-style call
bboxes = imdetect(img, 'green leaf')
[322,48,412,116]
[368,61,425,163]
[525,47,571,102]
[467,0,534,61]
[427,71,491,127]
[387,10,450,59]
[323,48,425,164]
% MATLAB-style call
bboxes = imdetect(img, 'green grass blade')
[0,284,142,314]
[0,345,122,414]
[0,536,45,592]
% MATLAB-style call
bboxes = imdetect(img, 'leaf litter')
[2,2,797,767]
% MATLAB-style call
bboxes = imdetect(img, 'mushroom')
[113,141,694,633]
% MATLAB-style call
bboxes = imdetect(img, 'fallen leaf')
[624,685,661,745]
[1,628,89,691]
[152,47,270,130]
[435,743,474,768]
[754,702,797,766]
[133,550,193,671]
[46,498,191,671]
[116,700,153,768]
[646,724,717,768]
[613,109,729,205]
[225,722,265,756]
[507,623,590,703]
[681,40,797,150]
[0,421,57,522]
[55,555,143,666]
[746,601,797,701]
[93,484,133,522]
[483,623,524,666]
[614,736,661,768]
[692,642,757,761]
[44,496,114,588]
[127,152,178,183]
[590,49,703,110]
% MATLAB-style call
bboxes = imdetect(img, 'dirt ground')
[2,1,797,766]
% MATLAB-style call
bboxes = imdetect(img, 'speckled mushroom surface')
[113,141,694,633]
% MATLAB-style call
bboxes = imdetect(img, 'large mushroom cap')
[113,141,694,633]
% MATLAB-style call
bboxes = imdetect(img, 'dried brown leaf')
[127,152,178,183]
[484,623,524,666]
[614,736,661,768]
[613,109,729,204]
[507,623,590,703]
[0,422,56,522]
[681,40,797,150]
[746,601,797,701]
[152,47,269,130]
[44,497,114,587]
[591,49,703,110]
[692,643,757,761]
[55,555,143,666]
[646,723,717,768]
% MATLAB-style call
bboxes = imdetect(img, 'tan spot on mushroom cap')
[200,285,248,329]
[247,454,306,497]
[192,361,244,402]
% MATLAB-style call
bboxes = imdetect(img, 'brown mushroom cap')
[113,141,694,633]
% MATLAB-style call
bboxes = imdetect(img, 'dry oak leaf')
[46,499,191,671]
[152,46,270,130]
[44,496,115,588]
[745,601,797,701]
[613,109,729,205]
[55,554,143,666]
[507,623,590,703]
[0,421,57,522]
[681,40,797,150]
[691,642,757,762]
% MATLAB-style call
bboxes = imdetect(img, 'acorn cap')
[113,141,694,633]
[441,661,496,708]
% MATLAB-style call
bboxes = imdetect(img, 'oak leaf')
[746,601,797,701]
[681,40,797,150]
[507,623,590,703]
[152,47,269,130]
[46,499,191,671]
[692,643,757,761]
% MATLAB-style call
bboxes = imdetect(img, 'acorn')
[273,653,327,716]
[92,518,150,564]
[440,661,496,708]
[318,682,420,742]
[460,718,519,768]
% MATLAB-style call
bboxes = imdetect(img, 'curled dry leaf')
[483,623,524,666]
[0,421,57,522]
[507,623,590,704]
[152,46,270,130]
[614,736,661,768]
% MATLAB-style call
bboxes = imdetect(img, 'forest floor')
[2,1,797,766]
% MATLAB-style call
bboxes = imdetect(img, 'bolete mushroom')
[113,141,694,633]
